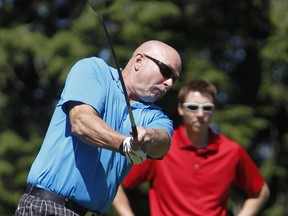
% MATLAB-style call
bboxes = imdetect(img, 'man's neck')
[185,126,209,149]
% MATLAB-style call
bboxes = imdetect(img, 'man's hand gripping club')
[119,137,147,164]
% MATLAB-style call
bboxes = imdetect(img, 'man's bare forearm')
[69,103,126,151]
[112,185,135,216]
[68,103,171,158]
[237,182,270,216]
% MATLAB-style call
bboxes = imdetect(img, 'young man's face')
[178,91,215,133]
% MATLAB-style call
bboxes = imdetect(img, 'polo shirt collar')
[111,67,124,93]
[177,125,220,155]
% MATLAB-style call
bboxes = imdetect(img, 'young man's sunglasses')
[183,103,215,114]
[143,54,178,83]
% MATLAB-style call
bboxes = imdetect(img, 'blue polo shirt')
[27,57,173,213]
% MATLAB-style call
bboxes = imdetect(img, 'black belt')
[26,184,100,216]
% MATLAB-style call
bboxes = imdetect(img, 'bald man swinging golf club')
[15,40,182,216]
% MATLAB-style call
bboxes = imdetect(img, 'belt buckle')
[84,210,98,216]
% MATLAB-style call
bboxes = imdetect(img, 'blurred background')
[0,0,287,215]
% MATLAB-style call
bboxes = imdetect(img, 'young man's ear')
[178,103,184,116]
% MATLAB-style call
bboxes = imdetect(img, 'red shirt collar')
[176,125,220,155]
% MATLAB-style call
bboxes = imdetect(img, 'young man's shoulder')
[216,133,245,152]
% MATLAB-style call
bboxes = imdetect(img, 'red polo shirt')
[123,125,265,216]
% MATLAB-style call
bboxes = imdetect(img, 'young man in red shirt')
[113,79,270,216]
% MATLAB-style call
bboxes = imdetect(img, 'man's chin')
[141,97,156,103]
[141,93,163,103]
[156,92,166,101]
[191,125,204,132]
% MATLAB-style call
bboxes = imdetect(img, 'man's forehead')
[186,91,214,101]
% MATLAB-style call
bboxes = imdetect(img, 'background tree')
[0,0,287,215]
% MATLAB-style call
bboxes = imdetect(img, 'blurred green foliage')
[0,0,287,215]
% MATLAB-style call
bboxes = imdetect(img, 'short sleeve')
[59,57,109,115]
[234,146,265,196]
[123,159,156,189]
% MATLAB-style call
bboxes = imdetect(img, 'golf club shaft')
[90,6,138,137]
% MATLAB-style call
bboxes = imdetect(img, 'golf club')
[88,0,138,138]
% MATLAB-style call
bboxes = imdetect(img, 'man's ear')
[134,63,140,71]
[134,53,144,71]
[178,103,184,116]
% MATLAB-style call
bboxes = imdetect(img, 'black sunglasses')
[143,54,178,83]
[183,103,215,114]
